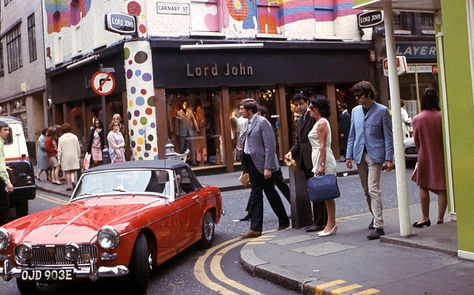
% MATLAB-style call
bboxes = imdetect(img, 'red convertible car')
[0,160,223,294]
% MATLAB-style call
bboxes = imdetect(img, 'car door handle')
[192,195,199,202]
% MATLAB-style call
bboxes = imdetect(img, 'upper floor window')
[393,11,411,34]
[420,13,434,30]
[6,24,22,73]
[0,43,4,77]
[27,13,37,62]
[257,1,280,34]
[190,0,220,33]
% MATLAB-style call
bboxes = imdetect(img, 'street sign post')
[105,12,137,35]
[358,11,384,28]
[91,71,116,96]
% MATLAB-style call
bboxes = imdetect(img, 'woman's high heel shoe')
[318,225,338,237]
[413,220,431,228]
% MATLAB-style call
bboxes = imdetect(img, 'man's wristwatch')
[319,162,325,167]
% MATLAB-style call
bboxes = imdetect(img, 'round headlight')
[64,243,80,261]
[97,226,119,250]
[0,228,10,251]
[16,243,32,260]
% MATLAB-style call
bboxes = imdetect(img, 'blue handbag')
[307,174,340,202]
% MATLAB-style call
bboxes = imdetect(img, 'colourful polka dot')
[140,89,147,95]
[138,156,143,160]
[134,51,148,64]
[131,87,136,94]
[134,110,140,117]
[138,129,145,135]
[128,111,132,120]
[133,119,138,125]
[131,141,136,148]
[127,1,141,16]
[144,152,149,158]
[147,96,155,106]
[128,60,133,65]
[147,135,154,142]
[126,69,133,79]
[145,108,153,115]
[142,73,152,81]
[136,96,145,106]
[135,69,142,76]
[150,122,156,128]
[137,137,144,145]
[129,100,133,107]
[139,24,147,34]
[124,48,130,59]
[130,129,134,136]
[153,147,158,152]
[137,146,142,152]
[140,117,148,125]
[154,155,159,160]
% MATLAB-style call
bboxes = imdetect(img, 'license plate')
[20,269,74,281]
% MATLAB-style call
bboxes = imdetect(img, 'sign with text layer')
[358,11,384,28]
[105,12,136,35]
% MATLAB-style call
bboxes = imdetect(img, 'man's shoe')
[368,218,374,230]
[277,225,289,231]
[240,230,262,239]
[239,215,251,222]
[305,224,325,232]
[367,228,385,240]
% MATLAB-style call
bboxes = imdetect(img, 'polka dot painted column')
[124,41,159,161]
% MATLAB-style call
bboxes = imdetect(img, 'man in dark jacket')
[284,93,327,232]
[338,102,351,161]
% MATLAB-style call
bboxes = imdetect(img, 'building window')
[393,11,411,34]
[420,13,434,30]
[190,0,220,32]
[27,13,37,62]
[0,43,4,77]
[4,0,12,6]
[6,24,22,73]
[257,1,280,34]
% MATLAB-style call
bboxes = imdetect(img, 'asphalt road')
[0,168,418,294]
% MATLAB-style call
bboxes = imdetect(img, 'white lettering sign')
[157,2,190,15]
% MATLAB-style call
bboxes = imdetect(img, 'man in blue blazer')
[240,98,289,238]
[346,81,394,240]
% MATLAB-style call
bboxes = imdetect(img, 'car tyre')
[15,201,29,218]
[199,211,215,248]
[16,279,37,294]
[129,234,150,294]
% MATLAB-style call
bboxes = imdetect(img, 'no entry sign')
[91,71,116,96]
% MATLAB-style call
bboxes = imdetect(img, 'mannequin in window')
[194,100,207,164]
[175,100,199,165]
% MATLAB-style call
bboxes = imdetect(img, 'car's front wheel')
[129,234,150,294]
[199,211,215,248]
[16,279,37,294]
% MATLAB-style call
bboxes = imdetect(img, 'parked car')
[0,160,223,294]
[1,116,36,218]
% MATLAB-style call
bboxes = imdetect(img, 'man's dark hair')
[353,80,377,100]
[310,95,331,118]
[340,102,348,110]
[240,98,258,114]
[0,121,8,129]
[257,105,268,116]
[421,88,441,111]
[291,93,308,103]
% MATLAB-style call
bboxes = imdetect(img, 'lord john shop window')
[257,1,281,34]
[167,90,224,167]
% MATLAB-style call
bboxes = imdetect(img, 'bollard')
[289,168,313,228]
[164,141,175,160]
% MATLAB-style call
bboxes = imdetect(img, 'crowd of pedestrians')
[34,114,127,191]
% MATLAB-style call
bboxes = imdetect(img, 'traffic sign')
[91,71,116,96]
[358,11,384,28]
[383,56,408,76]
[105,12,136,35]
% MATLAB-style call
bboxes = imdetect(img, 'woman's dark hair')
[310,95,331,118]
[94,118,103,129]
[46,127,56,137]
[41,128,47,136]
[240,98,258,114]
[421,88,440,111]
[353,80,377,100]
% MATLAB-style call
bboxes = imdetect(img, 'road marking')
[330,283,362,294]
[315,280,346,295]
[37,194,68,205]
[353,289,380,295]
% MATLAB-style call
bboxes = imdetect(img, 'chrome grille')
[15,244,98,266]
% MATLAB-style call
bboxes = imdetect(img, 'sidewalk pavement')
[34,163,472,294]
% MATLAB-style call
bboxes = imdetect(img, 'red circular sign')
[91,71,116,96]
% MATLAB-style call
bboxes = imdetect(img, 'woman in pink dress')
[88,119,105,167]
[412,88,447,228]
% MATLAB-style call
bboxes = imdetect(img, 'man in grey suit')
[346,81,394,240]
[240,98,289,239]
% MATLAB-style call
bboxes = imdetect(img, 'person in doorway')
[175,100,199,166]
[0,121,14,225]
[400,100,412,139]
[45,127,61,185]
[88,119,105,167]
[35,128,49,181]
[58,123,81,191]
[284,93,327,232]
[239,98,289,239]
[346,81,394,240]
[412,88,447,227]
[308,95,338,236]
[338,102,351,161]
[108,121,126,163]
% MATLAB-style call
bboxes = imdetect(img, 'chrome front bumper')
[1,259,128,282]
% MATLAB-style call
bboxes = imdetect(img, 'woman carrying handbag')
[308,95,338,237]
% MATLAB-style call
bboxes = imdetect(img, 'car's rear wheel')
[129,234,150,294]
[199,211,215,248]
[16,279,37,294]
[15,201,29,218]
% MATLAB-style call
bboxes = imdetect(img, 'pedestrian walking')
[0,121,14,225]
[284,93,327,232]
[308,95,338,236]
[88,118,105,167]
[412,88,447,228]
[338,102,350,161]
[35,128,49,181]
[45,127,61,185]
[239,98,289,239]
[346,80,394,240]
[58,123,81,191]
[108,121,126,163]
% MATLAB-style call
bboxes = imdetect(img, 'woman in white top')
[107,121,125,163]
[308,95,338,237]
[57,123,81,191]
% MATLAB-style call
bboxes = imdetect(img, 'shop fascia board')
[353,0,439,12]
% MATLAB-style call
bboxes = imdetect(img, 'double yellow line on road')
[37,194,68,205]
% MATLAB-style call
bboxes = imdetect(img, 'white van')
[1,116,36,218]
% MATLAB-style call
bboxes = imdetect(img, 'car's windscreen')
[72,169,171,199]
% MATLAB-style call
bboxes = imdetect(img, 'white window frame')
[190,0,223,36]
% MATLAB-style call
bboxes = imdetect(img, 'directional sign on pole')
[91,71,116,96]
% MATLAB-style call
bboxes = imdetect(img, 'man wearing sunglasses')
[346,81,394,240]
